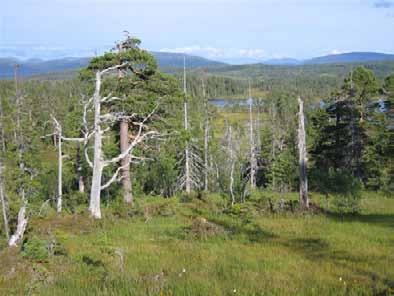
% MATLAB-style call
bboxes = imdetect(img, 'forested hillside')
[182,61,394,100]
[304,52,394,64]
[0,36,393,295]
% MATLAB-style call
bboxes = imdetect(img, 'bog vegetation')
[0,36,393,295]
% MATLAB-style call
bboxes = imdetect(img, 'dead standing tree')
[9,64,28,247]
[221,121,242,205]
[227,124,236,206]
[297,97,309,208]
[52,116,64,213]
[178,56,203,193]
[202,76,210,192]
[45,113,94,213]
[183,56,191,193]
[46,61,160,219]
[0,162,9,240]
[0,97,10,240]
[248,80,257,189]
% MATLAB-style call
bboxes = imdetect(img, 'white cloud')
[159,46,223,56]
[327,49,351,55]
[2,44,269,63]
[238,49,265,58]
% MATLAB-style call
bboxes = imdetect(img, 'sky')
[1,0,394,63]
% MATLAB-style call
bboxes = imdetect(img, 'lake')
[209,98,254,108]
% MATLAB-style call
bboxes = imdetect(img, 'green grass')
[0,193,393,295]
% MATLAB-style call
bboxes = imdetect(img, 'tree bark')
[87,64,159,218]
[183,56,191,194]
[0,99,9,239]
[184,100,191,194]
[0,164,9,240]
[9,64,29,246]
[202,78,209,192]
[0,98,6,153]
[76,142,85,193]
[255,99,261,152]
[89,71,103,219]
[271,102,276,190]
[228,126,235,206]
[120,120,133,203]
[116,42,133,203]
[248,81,256,189]
[297,97,309,209]
[8,193,27,247]
[203,114,209,192]
[57,128,63,213]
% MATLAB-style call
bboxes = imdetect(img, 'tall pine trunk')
[120,120,133,203]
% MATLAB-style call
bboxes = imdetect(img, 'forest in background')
[0,36,393,295]
[0,35,392,232]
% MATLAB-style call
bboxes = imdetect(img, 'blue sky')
[1,0,394,63]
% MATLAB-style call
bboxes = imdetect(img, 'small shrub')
[189,217,226,240]
[202,193,228,213]
[109,198,138,219]
[380,167,394,197]
[52,241,68,256]
[248,189,265,202]
[22,236,49,262]
[226,202,259,222]
[25,200,56,219]
[74,204,88,215]
[63,191,88,213]
[229,204,242,215]
[142,199,176,221]
[332,194,362,214]
[179,191,201,203]
[312,168,364,213]
[330,170,364,213]
[80,254,108,280]
[36,200,54,218]
[82,255,105,268]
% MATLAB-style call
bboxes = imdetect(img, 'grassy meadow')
[0,192,393,295]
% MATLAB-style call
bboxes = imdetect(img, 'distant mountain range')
[151,51,225,68]
[303,52,394,65]
[1,51,394,79]
[0,57,92,78]
[264,52,394,65]
[0,52,225,78]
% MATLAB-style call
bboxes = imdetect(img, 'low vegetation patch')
[1,193,393,295]
[188,217,226,239]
